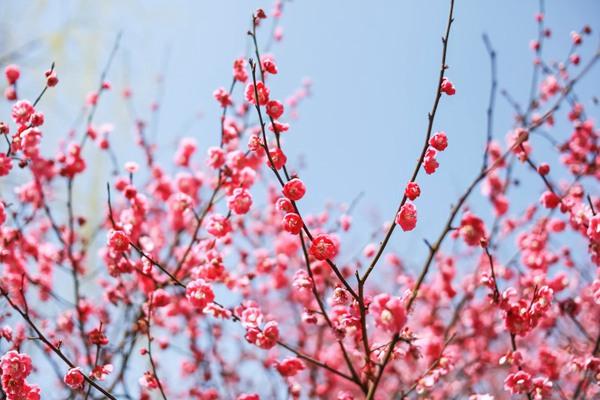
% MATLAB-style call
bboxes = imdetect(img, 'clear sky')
[1,0,600,396]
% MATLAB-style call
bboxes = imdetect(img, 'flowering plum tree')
[0,1,599,399]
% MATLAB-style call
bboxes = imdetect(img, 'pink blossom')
[213,87,233,107]
[504,371,532,395]
[429,131,448,151]
[227,188,253,215]
[440,77,456,95]
[206,213,232,238]
[396,202,417,231]
[186,279,215,311]
[275,357,305,377]
[282,178,306,201]
[107,229,130,253]
[309,234,338,260]
[266,100,284,119]
[282,213,303,234]
[5,64,20,84]
[64,367,84,390]
[459,212,487,246]
[245,82,270,106]
[370,293,407,332]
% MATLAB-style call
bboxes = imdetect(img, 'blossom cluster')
[0,2,599,400]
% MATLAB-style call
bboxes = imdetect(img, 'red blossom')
[309,234,338,260]
[186,279,215,311]
[458,212,487,246]
[107,229,130,253]
[63,368,84,390]
[245,82,270,106]
[282,212,303,234]
[440,77,456,95]
[429,131,448,151]
[396,202,417,231]
[404,182,421,201]
[282,178,306,201]
[275,357,305,377]
[370,293,407,333]
[4,65,20,85]
[266,100,284,119]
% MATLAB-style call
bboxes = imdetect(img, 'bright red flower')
[4,64,20,84]
[309,234,337,260]
[440,77,456,95]
[261,56,278,75]
[266,100,284,119]
[540,191,560,209]
[396,202,417,231]
[206,214,232,238]
[370,293,407,333]
[64,368,85,390]
[423,149,439,174]
[282,213,303,234]
[282,178,306,201]
[429,131,448,151]
[504,371,532,395]
[245,82,270,106]
[267,147,287,170]
[186,279,215,311]
[405,182,421,201]
[213,87,233,107]
[107,229,130,253]
[459,212,487,246]
[227,188,253,215]
[275,357,305,377]
[233,58,248,82]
